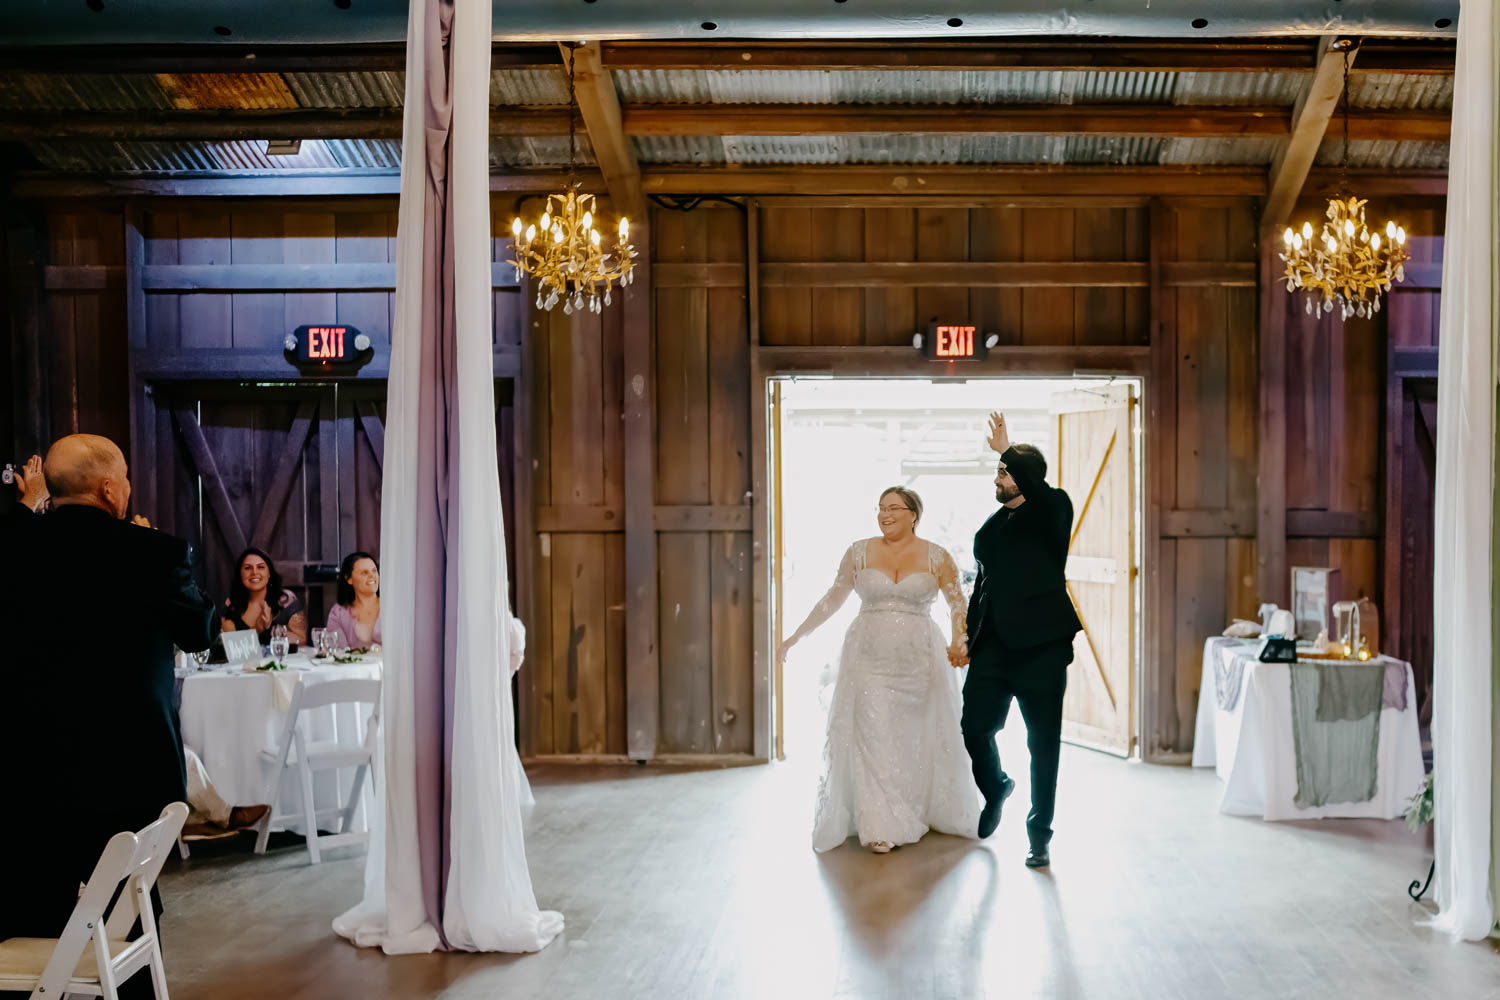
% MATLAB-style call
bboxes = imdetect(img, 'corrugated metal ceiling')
[0,61,1450,173]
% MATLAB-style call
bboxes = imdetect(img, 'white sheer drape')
[1430,0,1498,942]
[334,0,561,954]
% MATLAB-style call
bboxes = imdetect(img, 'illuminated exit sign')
[921,322,989,361]
[285,324,374,373]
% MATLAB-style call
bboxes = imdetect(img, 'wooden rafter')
[1263,38,1358,228]
[0,38,1455,75]
[564,42,647,224]
[171,407,249,557]
[0,104,1448,143]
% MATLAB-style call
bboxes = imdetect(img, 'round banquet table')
[177,652,382,835]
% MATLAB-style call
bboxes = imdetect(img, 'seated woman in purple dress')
[221,546,307,645]
[326,550,381,649]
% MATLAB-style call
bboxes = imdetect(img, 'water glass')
[269,624,290,662]
[311,627,327,657]
[326,629,344,656]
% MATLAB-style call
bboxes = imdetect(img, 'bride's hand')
[947,639,969,668]
[985,411,1010,455]
[776,637,796,665]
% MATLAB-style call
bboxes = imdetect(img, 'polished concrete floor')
[158,725,1500,1000]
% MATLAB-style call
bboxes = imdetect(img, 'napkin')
[270,671,300,711]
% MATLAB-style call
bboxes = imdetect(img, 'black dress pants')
[961,636,1073,848]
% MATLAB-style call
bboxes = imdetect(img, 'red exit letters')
[306,326,347,359]
[933,325,976,358]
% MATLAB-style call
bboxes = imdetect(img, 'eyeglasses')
[877,504,913,515]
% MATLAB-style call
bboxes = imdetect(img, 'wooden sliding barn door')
[1053,385,1137,756]
[152,379,519,627]
[155,382,343,624]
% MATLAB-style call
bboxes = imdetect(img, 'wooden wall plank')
[969,206,1023,347]
[46,211,79,436]
[915,207,970,329]
[621,224,659,759]
[1073,206,1126,345]
[605,532,628,755]
[809,206,863,346]
[176,209,231,349]
[335,210,394,346]
[283,212,337,335]
[1020,207,1073,345]
[710,531,754,753]
[552,534,610,755]
[228,209,283,350]
[758,205,811,345]
[861,207,916,346]
[659,532,713,753]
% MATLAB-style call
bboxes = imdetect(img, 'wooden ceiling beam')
[600,39,1331,72]
[0,38,1454,76]
[641,165,1270,197]
[565,42,646,223]
[0,103,1447,143]
[1263,38,1354,229]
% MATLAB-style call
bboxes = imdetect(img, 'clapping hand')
[16,454,47,512]
[131,514,153,528]
[985,412,1011,456]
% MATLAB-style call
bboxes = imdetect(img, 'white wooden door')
[1052,385,1137,756]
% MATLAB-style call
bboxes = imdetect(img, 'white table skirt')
[178,654,382,835]
[1191,639,1425,821]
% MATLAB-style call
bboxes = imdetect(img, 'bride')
[778,486,981,853]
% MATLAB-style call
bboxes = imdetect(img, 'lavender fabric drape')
[334,0,561,955]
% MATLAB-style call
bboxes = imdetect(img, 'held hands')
[985,412,1011,456]
[947,638,969,668]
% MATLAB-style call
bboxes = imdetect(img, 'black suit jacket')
[0,504,218,922]
[966,447,1083,657]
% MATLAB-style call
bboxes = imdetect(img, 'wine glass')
[269,624,290,663]
[310,627,326,658]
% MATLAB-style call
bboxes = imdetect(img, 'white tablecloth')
[1191,638,1425,821]
[178,653,382,835]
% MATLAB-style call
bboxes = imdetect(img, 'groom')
[962,412,1081,869]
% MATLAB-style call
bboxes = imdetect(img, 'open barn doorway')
[769,376,1145,769]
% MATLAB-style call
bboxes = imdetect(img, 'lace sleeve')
[933,544,967,646]
[786,543,858,645]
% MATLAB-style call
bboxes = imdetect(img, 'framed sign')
[920,322,990,361]
[284,324,374,373]
[221,629,262,664]
[1290,566,1341,641]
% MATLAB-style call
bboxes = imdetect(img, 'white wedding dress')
[807,539,982,852]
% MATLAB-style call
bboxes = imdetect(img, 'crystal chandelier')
[509,43,637,315]
[1279,43,1409,321]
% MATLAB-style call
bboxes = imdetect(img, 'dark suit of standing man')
[0,434,218,999]
[962,412,1081,869]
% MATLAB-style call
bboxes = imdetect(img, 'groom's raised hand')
[985,411,1011,455]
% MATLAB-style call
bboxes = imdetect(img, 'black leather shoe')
[1024,847,1050,869]
[978,776,1015,839]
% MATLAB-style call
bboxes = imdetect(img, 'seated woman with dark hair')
[221,546,306,645]
[326,550,381,648]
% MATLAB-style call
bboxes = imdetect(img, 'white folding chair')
[0,802,188,1000]
[253,677,380,864]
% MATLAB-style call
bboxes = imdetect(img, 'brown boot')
[227,804,271,830]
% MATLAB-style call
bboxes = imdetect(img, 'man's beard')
[995,485,1020,504]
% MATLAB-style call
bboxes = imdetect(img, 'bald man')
[0,434,218,992]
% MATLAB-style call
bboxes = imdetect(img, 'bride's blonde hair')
[879,486,923,526]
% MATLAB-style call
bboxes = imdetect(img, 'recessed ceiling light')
[265,139,302,156]
[214,25,233,36]
[1191,18,1209,29]
[947,17,963,28]
[1434,18,1452,28]
[701,21,717,31]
